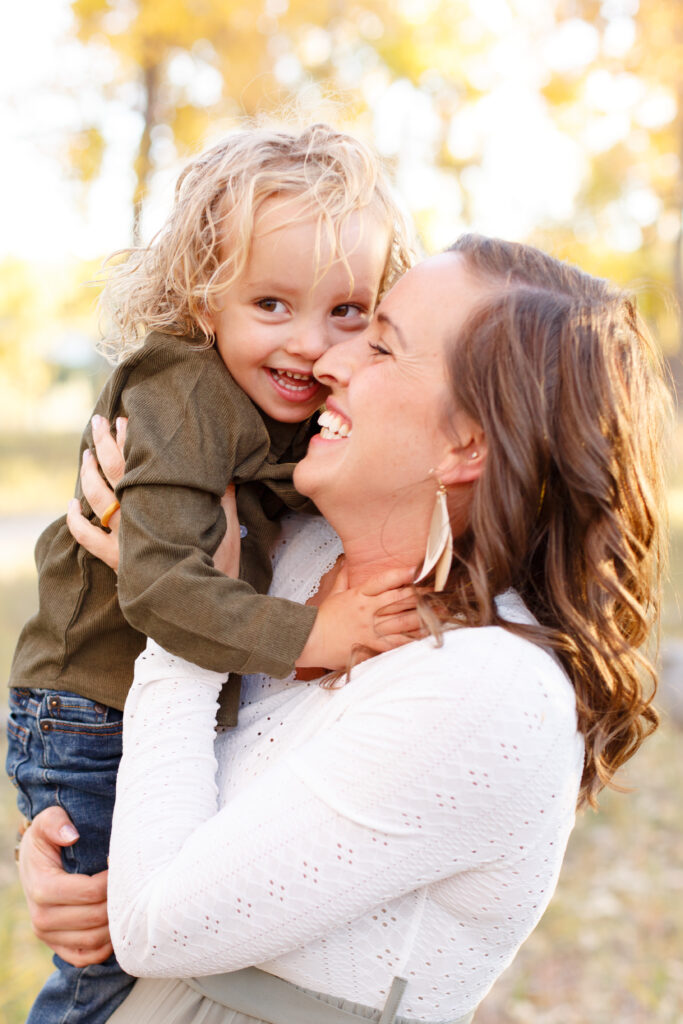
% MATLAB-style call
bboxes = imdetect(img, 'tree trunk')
[132,63,160,245]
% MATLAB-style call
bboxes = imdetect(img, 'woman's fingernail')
[92,414,102,431]
[116,417,125,434]
[59,824,79,842]
[68,498,80,513]
[82,449,92,463]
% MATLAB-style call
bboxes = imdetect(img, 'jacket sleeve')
[113,346,317,678]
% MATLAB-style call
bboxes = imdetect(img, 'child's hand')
[17,807,112,967]
[296,566,423,671]
[66,416,128,572]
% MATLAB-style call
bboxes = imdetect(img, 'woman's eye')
[368,341,391,356]
[256,298,286,314]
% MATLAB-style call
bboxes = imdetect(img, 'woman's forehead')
[381,252,489,339]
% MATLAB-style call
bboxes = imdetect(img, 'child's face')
[208,196,390,423]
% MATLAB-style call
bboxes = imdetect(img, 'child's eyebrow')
[241,277,295,292]
[242,277,378,301]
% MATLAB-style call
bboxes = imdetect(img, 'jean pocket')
[35,698,122,797]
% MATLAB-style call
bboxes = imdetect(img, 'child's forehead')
[219,192,389,268]
[251,193,322,236]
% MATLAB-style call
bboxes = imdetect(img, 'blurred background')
[1,0,681,1021]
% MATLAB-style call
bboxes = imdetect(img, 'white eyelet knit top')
[108,514,585,1022]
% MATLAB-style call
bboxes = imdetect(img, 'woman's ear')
[436,433,487,486]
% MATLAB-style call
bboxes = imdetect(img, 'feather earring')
[415,482,453,592]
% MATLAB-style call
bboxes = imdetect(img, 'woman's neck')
[325,496,433,589]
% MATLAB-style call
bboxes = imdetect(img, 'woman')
[17,235,669,1023]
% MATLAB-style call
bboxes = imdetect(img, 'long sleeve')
[8,333,316,718]
[112,339,317,679]
[108,627,583,983]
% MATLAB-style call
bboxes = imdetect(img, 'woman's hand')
[67,414,241,578]
[17,808,112,967]
[67,415,127,571]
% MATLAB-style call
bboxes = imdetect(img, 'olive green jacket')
[9,333,318,726]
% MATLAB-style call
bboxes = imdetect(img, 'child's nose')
[284,322,330,361]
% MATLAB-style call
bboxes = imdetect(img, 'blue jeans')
[6,688,135,1024]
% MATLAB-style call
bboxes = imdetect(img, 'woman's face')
[293,252,490,513]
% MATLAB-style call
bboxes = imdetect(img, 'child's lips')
[267,367,321,402]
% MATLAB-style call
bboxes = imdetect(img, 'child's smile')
[267,367,320,404]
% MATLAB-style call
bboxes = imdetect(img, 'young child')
[6,123,414,1024]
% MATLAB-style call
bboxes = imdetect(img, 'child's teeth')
[273,369,313,390]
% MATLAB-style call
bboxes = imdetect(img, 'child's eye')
[331,303,365,320]
[256,298,286,314]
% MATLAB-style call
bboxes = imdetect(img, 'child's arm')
[97,351,318,680]
[73,409,419,676]
[297,563,422,670]
[70,417,242,578]
[71,466,418,674]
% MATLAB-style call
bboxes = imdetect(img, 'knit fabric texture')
[108,515,584,1021]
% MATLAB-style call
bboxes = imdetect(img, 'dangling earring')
[415,481,453,592]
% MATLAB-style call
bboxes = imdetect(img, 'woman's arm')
[108,629,580,978]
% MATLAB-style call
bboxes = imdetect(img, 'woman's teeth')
[318,409,351,439]
[270,369,314,391]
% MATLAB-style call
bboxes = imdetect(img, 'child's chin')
[276,405,316,423]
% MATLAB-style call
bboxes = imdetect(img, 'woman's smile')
[317,405,352,439]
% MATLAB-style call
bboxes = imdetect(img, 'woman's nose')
[313,334,362,386]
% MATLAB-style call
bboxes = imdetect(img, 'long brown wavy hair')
[422,234,672,808]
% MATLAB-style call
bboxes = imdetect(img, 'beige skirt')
[107,976,267,1024]
[106,971,473,1024]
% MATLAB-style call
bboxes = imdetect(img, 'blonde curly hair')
[98,124,416,361]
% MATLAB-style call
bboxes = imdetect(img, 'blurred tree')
[0,260,58,427]
[0,258,105,430]
[68,0,492,242]
[71,0,294,241]
[546,0,683,365]
[3,0,499,410]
